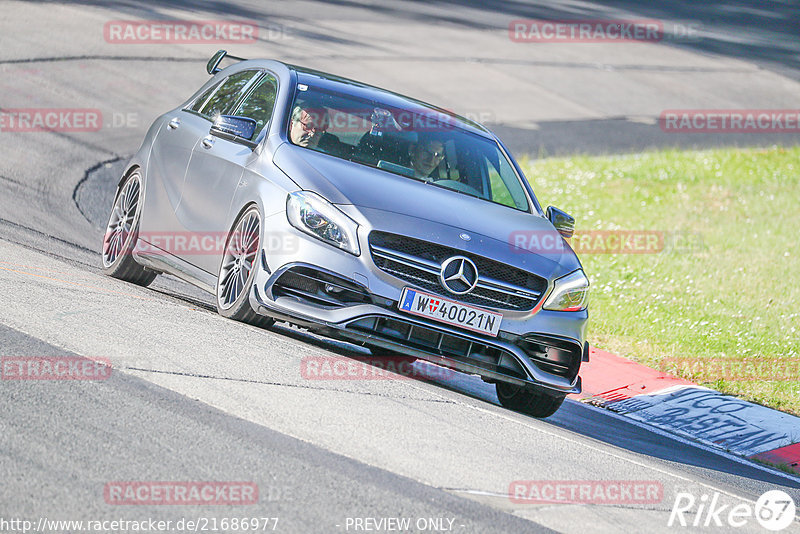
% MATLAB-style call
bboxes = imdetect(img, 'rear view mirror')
[210,115,258,148]
[546,206,575,238]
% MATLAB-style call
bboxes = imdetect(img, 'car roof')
[283,62,495,139]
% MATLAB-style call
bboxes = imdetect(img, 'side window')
[188,81,221,113]
[198,70,258,120]
[232,74,278,140]
[485,154,529,211]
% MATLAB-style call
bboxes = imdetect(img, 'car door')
[139,82,221,240]
[139,70,258,246]
[176,72,279,274]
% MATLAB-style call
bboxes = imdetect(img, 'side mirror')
[546,206,575,238]
[209,115,258,148]
[207,50,227,75]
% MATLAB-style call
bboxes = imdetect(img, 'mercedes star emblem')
[439,256,479,295]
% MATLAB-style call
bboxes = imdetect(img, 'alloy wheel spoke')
[219,265,237,288]
[218,209,260,310]
[221,256,237,271]
[103,173,141,267]
[237,225,248,255]
[109,232,122,260]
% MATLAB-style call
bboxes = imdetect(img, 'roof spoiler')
[206,50,248,75]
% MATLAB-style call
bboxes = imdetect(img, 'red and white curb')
[572,347,800,475]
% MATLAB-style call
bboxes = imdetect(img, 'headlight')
[543,269,589,311]
[286,191,360,255]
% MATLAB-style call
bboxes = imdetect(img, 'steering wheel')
[431,179,483,198]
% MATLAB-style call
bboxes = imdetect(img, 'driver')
[408,133,446,181]
[289,103,330,149]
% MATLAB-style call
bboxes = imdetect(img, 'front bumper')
[250,212,588,395]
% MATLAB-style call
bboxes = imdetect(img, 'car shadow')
[272,325,800,492]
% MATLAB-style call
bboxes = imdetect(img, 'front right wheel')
[496,382,566,418]
[215,205,275,329]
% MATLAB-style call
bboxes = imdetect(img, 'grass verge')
[521,146,799,416]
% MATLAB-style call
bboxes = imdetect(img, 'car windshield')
[287,84,531,212]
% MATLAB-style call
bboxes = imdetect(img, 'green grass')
[520,146,800,415]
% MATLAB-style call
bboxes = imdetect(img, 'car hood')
[273,142,581,277]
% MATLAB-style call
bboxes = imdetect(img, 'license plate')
[397,288,502,337]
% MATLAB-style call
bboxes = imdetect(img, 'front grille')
[369,231,547,311]
[347,316,527,379]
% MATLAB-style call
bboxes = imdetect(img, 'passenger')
[289,102,352,158]
[408,134,446,181]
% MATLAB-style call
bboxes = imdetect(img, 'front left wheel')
[101,169,157,286]
[216,205,274,329]
[496,381,566,418]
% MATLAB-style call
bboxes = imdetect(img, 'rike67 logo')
[669,490,796,531]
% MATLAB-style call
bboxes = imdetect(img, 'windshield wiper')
[425,180,484,201]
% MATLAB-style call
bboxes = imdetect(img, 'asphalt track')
[1,1,799,533]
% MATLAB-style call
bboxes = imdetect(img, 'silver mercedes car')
[102,50,590,417]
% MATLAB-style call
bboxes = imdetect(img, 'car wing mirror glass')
[546,206,575,238]
[209,115,258,148]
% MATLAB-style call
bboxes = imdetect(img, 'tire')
[215,205,275,329]
[496,382,565,418]
[101,169,157,286]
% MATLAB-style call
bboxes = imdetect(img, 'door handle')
[167,117,181,130]
[201,136,215,149]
